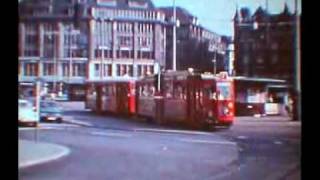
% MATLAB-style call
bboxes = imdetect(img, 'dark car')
[40,100,63,123]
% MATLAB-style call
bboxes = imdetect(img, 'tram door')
[96,84,102,113]
[116,83,129,115]
[187,78,203,125]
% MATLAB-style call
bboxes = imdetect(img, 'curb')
[63,116,93,127]
[19,141,71,169]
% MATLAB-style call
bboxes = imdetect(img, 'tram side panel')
[162,80,187,124]
[105,83,117,113]
[85,83,97,112]
[136,82,157,120]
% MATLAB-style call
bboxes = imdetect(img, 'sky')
[153,0,301,37]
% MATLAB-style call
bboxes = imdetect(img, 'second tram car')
[85,79,136,116]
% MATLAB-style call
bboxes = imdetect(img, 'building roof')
[235,4,296,23]
[19,0,156,17]
[158,6,196,25]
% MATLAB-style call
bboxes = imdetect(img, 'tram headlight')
[223,107,229,115]
[227,102,233,109]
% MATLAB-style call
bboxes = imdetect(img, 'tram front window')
[217,82,232,100]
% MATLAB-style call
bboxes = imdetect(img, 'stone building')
[233,4,297,84]
[19,0,167,100]
[159,7,228,73]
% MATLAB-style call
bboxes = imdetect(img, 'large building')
[233,4,297,85]
[159,7,229,73]
[233,4,299,116]
[19,0,167,99]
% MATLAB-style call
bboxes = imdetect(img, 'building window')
[95,49,102,58]
[121,50,130,58]
[143,65,148,76]
[137,65,142,76]
[62,63,69,76]
[128,65,133,76]
[149,65,154,74]
[43,23,57,58]
[23,63,38,76]
[94,64,100,77]
[43,63,54,76]
[116,64,121,76]
[103,64,112,76]
[75,63,86,76]
[119,36,132,47]
[140,51,153,59]
[24,24,39,57]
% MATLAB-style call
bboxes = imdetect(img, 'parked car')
[40,100,63,123]
[18,99,39,127]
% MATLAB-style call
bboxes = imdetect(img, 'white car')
[18,99,39,127]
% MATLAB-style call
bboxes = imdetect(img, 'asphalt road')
[19,124,238,180]
[216,117,301,180]
[19,102,301,180]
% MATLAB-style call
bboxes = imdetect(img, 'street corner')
[19,140,70,169]
[62,116,93,127]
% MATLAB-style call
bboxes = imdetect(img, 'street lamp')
[172,0,177,71]
[212,58,217,75]
[34,77,44,142]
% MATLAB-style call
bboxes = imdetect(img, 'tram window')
[165,82,173,98]
[217,82,231,100]
[102,87,106,95]
[173,85,183,99]
[149,86,155,96]
[182,87,187,100]
[142,85,149,97]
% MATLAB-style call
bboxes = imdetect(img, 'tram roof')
[233,76,286,83]
[86,77,138,83]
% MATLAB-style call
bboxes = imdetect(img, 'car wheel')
[57,118,63,123]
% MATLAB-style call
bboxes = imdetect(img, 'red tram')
[136,71,235,129]
[85,79,136,116]
[85,71,235,130]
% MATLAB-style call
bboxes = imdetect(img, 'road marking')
[178,138,237,146]
[134,128,213,136]
[90,131,132,138]
[236,136,248,140]
[274,141,283,145]
[18,124,80,131]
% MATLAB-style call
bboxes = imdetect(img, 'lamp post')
[294,0,301,121]
[172,0,177,71]
[34,77,43,142]
[212,55,216,75]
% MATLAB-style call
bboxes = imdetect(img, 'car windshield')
[19,101,32,108]
[41,101,58,108]
[216,82,232,100]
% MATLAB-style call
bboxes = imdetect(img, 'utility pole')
[172,0,177,71]
[294,0,301,121]
[53,34,57,94]
[213,52,217,75]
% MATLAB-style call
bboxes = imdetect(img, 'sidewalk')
[19,140,70,168]
[235,115,292,121]
[234,115,301,127]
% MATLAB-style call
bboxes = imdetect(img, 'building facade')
[19,0,167,99]
[159,7,228,73]
[234,4,297,85]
